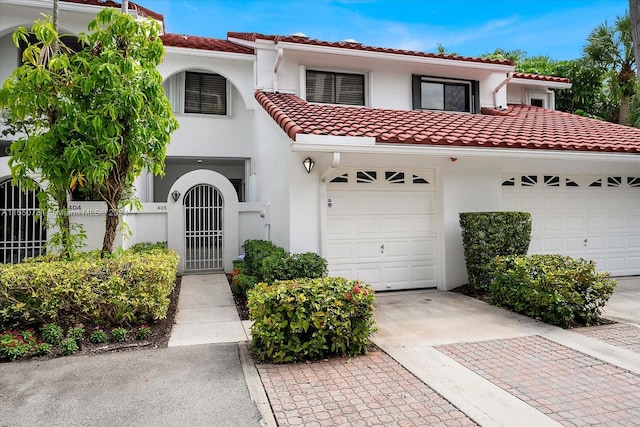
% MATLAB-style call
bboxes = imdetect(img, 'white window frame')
[300,65,369,106]
[412,75,478,113]
[162,70,232,117]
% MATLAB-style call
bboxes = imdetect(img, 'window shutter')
[335,74,364,106]
[184,72,201,113]
[200,74,227,114]
[184,72,227,115]
[412,75,422,110]
[306,71,335,103]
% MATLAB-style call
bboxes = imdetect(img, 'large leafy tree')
[0,8,178,256]
[584,12,637,124]
[482,49,611,120]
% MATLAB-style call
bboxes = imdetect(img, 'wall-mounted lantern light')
[303,157,315,174]
[172,190,181,202]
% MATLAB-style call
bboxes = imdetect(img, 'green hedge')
[248,277,377,363]
[459,212,532,293]
[490,254,617,327]
[0,249,179,329]
[233,240,327,298]
[243,240,286,278]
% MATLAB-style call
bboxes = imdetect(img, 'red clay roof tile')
[161,33,254,54]
[255,91,640,154]
[228,31,513,67]
[513,72,571,84]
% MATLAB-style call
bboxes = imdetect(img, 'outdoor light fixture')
[172,190,181,202]
[303,157,315,173]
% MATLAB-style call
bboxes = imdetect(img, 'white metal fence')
[0,179,46,263]
[184,184,223,271]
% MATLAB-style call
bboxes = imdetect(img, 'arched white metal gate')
[0,179,46,263]
[184,184,224,272]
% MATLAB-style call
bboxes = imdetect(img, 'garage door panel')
[543,216,563,233]
[607,215,626,230]
[542,237,564,252]
[327,170,437,291]
[354,241,382,261]
[566,237,587,251]
[413,265,437,286]
[355,217,382,235]
[503,175,640,275]
[326,216,351,237]
[326,242,352,263]
[607,236,626,250]
[628,235,640,249]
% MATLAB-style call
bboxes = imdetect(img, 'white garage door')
[502,174,640,276]
[326,169,437,291]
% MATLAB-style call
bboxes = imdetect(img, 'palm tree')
[631,0,640,80]
[584,13,637,125]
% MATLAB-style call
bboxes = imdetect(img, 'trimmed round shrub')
[460,211,531,293]
[248,277,377,363]
[490,254,617,327]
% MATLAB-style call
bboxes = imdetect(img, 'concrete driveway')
[604,276,640,325]
[0,343,262,427]
[371,277,640,427]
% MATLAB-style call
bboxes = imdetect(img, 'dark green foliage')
[459,212,532,293]
[234,240,328,298]
[59,337,79,356]
[128,241,168,253]
[0,249,178,328]
[243,240,287,278]
[248,277,377,363]
[490,255,617,327]
[40,323,63,345]
[261,252,328,284]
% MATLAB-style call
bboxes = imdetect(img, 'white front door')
[502,174,640,276]
[326,169,437,291]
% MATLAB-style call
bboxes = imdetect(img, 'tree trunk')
[121,0,128,13]
[101,150,130,255]
[52,0,59,55]
[102,206,119,254]
[58,196,71,258]
[631,0,640,80]
[620,93,631,125]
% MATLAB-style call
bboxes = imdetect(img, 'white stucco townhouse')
[2,0,640,291]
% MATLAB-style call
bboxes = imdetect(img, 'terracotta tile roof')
[255,91,640,154]
[228,32,513,67]
[513,72,571,84]
[62,0,164,22]
[161,33,254,54]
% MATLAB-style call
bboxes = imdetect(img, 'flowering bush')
[248,277,377,363]
[0,329,39,360]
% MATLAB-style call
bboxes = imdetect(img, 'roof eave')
[511,78,572,89]
[291,139,639,161]
[272,41,515,71]
[164,45,255,61]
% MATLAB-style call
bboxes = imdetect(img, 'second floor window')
[306,70,365,106]
[412,75,479,113]
[163,71,228,115]
[184,71,227,115]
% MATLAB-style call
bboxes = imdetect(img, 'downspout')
[273,47,283,92]
[546,88,556,110]
[319,153,340,258]
[493,71,513,109]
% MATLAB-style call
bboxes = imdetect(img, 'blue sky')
[135,0,629,60]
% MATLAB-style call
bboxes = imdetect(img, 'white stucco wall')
[253,43,513,109]
[253,107,291,250]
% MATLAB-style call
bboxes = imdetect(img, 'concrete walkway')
[168,274,248,347]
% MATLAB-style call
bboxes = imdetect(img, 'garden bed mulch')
[2,277,181,363]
